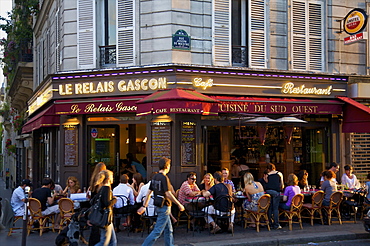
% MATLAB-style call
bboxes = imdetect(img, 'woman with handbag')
[89,169,117,246]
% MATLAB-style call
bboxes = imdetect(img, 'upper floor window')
[290,0,325,71]
[232,0,268,68]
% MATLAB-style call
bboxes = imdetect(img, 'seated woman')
[321,170,337,206]
[297,170,309,190]
[199,173,215,191]
[365,173,370,204]
[63,176,81,196]
[128,173,144,197]
[279,173,301,210]
[243,172,264,228]
[341,164,361,189]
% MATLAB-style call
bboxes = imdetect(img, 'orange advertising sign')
[344,8,368,35]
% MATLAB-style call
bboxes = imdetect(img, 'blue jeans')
[142,205,173,246]
[279,202,291,211]
[266,190,281,228]
[95,223,117,246]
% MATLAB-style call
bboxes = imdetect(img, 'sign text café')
[55,76,340,115]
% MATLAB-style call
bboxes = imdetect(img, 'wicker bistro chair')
[279,194,304,231]
[301,190,325,226]
[187,196,208,236]
[58,198,74,230]
[27,198,55,236]
[322,191,344,225]
[213,195,234,236]
[244,194,271,232]
[175,189,191,229]
[362,197,370,220]
[113,195,133,236]
[7,215,23,236]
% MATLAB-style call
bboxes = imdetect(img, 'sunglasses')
[190,178,197,181]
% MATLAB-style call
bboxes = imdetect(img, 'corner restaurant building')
[23,65,363,189]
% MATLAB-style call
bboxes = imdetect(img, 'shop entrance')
[86,121,147,183]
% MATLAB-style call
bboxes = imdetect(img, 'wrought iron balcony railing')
[232,45,247,67]
[99,45,116,67]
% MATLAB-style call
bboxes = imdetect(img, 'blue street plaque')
[172,29,191,50]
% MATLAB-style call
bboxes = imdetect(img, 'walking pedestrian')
[137,157,184,246]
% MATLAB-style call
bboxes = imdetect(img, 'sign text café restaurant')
[22,66,368,188]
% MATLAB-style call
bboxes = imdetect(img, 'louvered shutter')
[308,2,323,71]
[291,0,323,71]
[117,0,135,66]
[77,0,96,69]
[249,0,267,68]
[213,0,231,66]
[55,9,61,72]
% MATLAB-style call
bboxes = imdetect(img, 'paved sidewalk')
[1,177,370,246]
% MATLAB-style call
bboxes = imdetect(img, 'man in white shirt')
[112,174,135,230]
[11,179,32,216]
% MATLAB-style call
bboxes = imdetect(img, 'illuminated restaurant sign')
[281,82,332,95]
[58,77,168,96]
[192,78,213,90]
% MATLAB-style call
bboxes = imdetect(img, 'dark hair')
[158,157,170,170]
[325,170,336,179]
[213,171,223,182]
[329,162,338,169]
[344,164,352,171]
[133,173,144,191]
[239,157,246,165]
[149,172,158,180]
[187,172,196,179]
[42,178,54,186]
[120,174,129,184]
[221,167,229,172]
[126,153,139,164]
[263,169,269,175]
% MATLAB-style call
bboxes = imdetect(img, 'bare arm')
[202,190,211,197]
[137,189,153,215]
[165,190,184,211]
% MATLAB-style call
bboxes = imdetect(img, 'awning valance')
[54,96,142,115]
[22,105,59,133]
[337,96,370,133]
[136,88,219,116]
[212,96,343,115]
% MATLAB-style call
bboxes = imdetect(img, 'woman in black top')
[90,170,117,246]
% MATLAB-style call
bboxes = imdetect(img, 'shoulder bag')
[88,190,110,228]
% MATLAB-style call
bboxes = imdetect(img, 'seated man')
[11,179,32,216]
[32,178,59,216]
[222,168,235,192]
[177,172,201,211]
[202,171,235,233]
[112,174,135,228]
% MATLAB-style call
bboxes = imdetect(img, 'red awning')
[22,105,60,133]
[212,95,343,115]
[337,96,370,133]
[136,88,219,116]
[54,96,142,115]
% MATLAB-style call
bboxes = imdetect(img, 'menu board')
[151,122,171,166]
[181,121,196,166]
[64,125,78,166]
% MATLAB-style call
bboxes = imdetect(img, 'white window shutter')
[291,0,323,71]
[117,0,135,67]
[77,0,96,69]
[213,0,231,66]
[249,0,267,68]
[308,2,323,71]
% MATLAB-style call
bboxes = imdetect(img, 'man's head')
[221,168,229,180]
[21,179,32,188]
[328,162,339,173]
[158,157,171,172]
[42,177,54,188]
[213,171,224,183]
[187,172,197,185]
[266,163,276,172]
[120,174,129,184]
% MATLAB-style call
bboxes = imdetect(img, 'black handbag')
[88,192,110,228]
[153,194,165,208]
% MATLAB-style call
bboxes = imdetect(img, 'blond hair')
[66,176,80,193]
[201,173,215,187]
[94,170,113,190]
[90,162,107,193]
[243,172,254,186]
[287,173,299,186]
